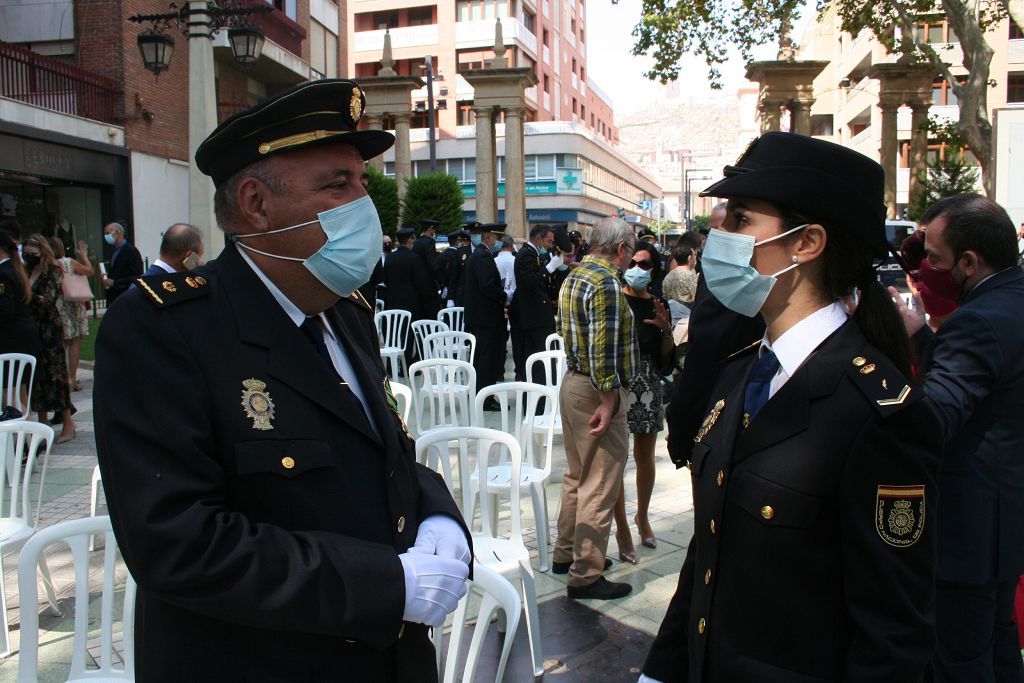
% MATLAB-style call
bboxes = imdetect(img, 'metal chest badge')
[875,485,926,547]
[241,378,275,431]
[694,399,726,443]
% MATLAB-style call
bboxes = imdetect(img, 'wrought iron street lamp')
[136,30,176,75]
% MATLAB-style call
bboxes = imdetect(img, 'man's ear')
[235,177,272,232]
[959,250,981,278]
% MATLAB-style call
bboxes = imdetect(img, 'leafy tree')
[623,0,1018,196]
[907,119,981,220]
[649,219,681,233]
[400,173,465,232]
[366,166,400,236]
[690,214,710,233]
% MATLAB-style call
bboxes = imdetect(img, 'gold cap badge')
[350,87,363,122]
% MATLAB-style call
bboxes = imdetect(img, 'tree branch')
[890,2,961,86]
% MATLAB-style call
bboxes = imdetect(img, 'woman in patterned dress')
[23,234,76,442]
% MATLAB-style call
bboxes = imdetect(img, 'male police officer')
[463,223,507,397]
[94,80,470,682]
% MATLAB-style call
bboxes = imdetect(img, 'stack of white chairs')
[409,357,476,432]
[525,350,567,439]
[416,428,544,679]
[17,515,137,682]
[411,319,449,362]
[438,307,465,333]
[375,309,412,380]
[424,331,476,365]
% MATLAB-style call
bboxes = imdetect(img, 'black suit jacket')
[645,320,941,683]
[105,241,143,304]
[411,236,438,282]
[0,259,41,357]
[94,243,469,682]
[917,265,1024,583]
[462,244,505,330]
[382,246,434,321]
[510,243,555,330]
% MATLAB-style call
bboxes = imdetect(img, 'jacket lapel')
[962,265,1024,305]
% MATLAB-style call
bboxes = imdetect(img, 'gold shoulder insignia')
[847,353,916,416]
[725,339,762,362]
[349,289,373,312]
[135,272,210,308]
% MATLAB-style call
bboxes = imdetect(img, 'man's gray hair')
[588,217,634,255]
[108,222,125,235]
[213,158,289,234]
[500,235,515,250]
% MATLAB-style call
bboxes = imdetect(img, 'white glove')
[399,552,469,627]
[638,675,665,683]
[545,253,564,273]
[412,514,471,565]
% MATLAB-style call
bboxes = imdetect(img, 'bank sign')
[460,168,584,198]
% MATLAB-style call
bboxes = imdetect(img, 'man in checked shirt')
[553,217,640,600]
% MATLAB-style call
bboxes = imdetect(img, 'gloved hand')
[412,514,471,565]
[545,253,564,273]
[399,552,469,627]
[638,675,664,683]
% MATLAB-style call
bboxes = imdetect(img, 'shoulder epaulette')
[724,338,762,362]
[345,289,374,312]
[135,272,211,308]
[846,352,918,417]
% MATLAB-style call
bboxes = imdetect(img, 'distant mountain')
[618,99,744,160]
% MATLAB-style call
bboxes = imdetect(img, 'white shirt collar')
[762,301,848,379]
[153,259,176,274]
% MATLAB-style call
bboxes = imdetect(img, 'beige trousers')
[554,372,630,587]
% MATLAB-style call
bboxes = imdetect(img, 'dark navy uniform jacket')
[644,320,942,683]
[94,242,468,682]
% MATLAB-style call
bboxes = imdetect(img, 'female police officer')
[640,132,942,683]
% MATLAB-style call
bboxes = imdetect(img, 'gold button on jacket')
[281,456,295,469]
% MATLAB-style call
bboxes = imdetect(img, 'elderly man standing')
[101,221,143,305]
[94,80,470,682]
[142,223,204,275]
[554,217,638,600]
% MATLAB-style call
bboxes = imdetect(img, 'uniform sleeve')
[839,398,942,682]
[478,257,507,305]
[922,309,1003,443]
[94,297,408,647]
[643,535,696,683]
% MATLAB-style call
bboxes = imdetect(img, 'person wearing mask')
[510,224,556,382]
[143,223,205,276]
[101,221,143,305]
[93,80,470,682]
[899,230,958,331]
[641,132,942,683]
[0,228,41,415]
[612,241,673,564]
[447,225,475,307]
[23,234,76,442]
[412,219,442,317]
[384,227,436,364]
[52,238,94,391]
[463,223,507,400]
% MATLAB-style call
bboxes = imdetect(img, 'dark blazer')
[510,243,555,330]
[448,245,472,306]
[917,265,1024,583]
[666,275,765,467]
[0,259,42,357]
[105,241,143,304]
[462,244,506,330]
[645,320,942,683]
[94,243,469,682]
[411,236,439,282]
[382,246,434,321]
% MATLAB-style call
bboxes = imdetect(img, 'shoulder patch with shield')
[876,485,926,548]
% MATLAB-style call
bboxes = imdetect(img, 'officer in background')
[412,219,442,317]
[448,224,476,307]
[385,226,435,363]
[94,79,470,682]
[463,222,507,403]
[510,223,556,381]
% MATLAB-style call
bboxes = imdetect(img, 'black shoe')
[567,576,633,600]
[551,558,612,575]
[482,398,502,412]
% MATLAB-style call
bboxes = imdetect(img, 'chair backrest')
[374,298,385,314]
[473,382,557,474]
[408,359,476,434]
[0,422,53,528]
[438,307,465,333]
[374,309,412,349]
[390,381,413,423]
[525,350,568,391]
[424,331,476,364]
[544,332,563,352]
[0,353,36,415]
[415,427,522,540]
[17,515,136,682]
[411,319,450,360]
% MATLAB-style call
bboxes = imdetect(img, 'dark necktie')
[299,316,343,384]
[743,347,780,427]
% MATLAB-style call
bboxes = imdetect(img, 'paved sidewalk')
[0,361,696,682]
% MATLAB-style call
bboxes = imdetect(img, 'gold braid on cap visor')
[257,129,351,155]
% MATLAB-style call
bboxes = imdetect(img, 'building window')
[456,0,508,21]
[570,16,576,34]
[543,29,550,46]
[932,77,961,106]
[457,101,476,125]
[580,104,585,120]
[1011,19,1024,39]
[914,19,957,44]
[571,57,577,74]
[579,28,584,43]
[572,98,577,115]
[1009,74,1024,103]
[309,21,338,78]
[579,66,585,84]
[543,74,550,93]
[408,6,434,25]
[372,11,398,29]
[523,8,536,34]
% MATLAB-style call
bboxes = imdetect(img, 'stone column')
[187,0,222,252]
[908,101,931,212]
[789,98,813,136]
[503,106,526,240]
[393,112,412,199]
[878,97,901,219]
[758,98,785,133]
[474,106,497,224]
[364,114,384,172]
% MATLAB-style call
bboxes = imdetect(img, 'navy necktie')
[743,348,780,426]
[299,316,342,383]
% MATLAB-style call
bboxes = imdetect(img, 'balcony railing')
[0,40,121,124]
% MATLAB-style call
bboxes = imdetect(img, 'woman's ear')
[795,223,827,264]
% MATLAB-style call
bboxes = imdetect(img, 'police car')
[878,220,917,291]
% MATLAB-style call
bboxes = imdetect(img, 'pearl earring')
[792,255,799,264]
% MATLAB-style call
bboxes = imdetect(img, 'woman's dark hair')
[782,209,917,380]
[0,229,30,304]
[672,244,694,267]
[631,241,665,293]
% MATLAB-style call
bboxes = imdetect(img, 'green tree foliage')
[690,214,710,233]
[648,219,680,233]
[907,119,981,221]
[366,166,400,236]
[401,173,465,232]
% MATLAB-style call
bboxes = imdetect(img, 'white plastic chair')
[17,515,136,682]
[438,306,466,333]
[390,381,413,424]
[473,383,558,571]
[441,561,522,683]
[544,332,563,352]
[525,350,567,438]
[417,427,543,677]
[411,319,449,361]
[375,309,412,380]
[0,353,35,417]
[89,464,103,551]
[0,421,58,656]
[409,358,476,436]
[424,331,477,364]
[374,298,385,314]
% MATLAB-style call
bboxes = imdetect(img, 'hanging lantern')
[228,25,265,67]
[137,30,176,75]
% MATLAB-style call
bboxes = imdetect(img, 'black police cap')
[420,219,441,232]
[552,224,573,252]
[478,223,506,235]
[396,227,417,240]
[700,132,889,258]
[195,79,395,188]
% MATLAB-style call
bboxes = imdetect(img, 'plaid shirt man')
[558,255,638,391]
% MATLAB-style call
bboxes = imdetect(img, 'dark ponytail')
[0,229,30,304]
